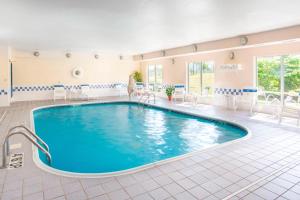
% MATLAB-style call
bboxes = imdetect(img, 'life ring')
[72,67,83,78]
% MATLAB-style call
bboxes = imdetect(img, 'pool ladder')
[1,125,52,169]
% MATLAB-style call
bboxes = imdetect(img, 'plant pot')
[168,95,172,101]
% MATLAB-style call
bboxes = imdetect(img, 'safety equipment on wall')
[33,51,40,57]
[72,67,83,78]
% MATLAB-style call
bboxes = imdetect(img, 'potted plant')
[132,71,142,82]
[165,86,175,101]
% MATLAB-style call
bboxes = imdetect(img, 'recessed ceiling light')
[172,58,175,64]
[229,51,235,60]
[193,44,198,52]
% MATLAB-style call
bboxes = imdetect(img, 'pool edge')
[30,100,252,178]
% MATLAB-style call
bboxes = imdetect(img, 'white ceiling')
[0,0,300,55]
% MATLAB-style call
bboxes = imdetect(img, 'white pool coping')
[30,100,252,178]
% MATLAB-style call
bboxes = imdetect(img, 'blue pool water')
[33,102,247,173]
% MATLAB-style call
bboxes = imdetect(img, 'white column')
[280,56,285,107]
[0,46,11,107]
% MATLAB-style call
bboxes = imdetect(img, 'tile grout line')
[1,98,299,200]
[222,157,300,200]
[0,111,7,125]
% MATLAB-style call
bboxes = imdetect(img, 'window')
[187,61,214,95]
[148,64,163,84]
[257,55,300,106]
[257,56,281,102]
[283,55,300,103]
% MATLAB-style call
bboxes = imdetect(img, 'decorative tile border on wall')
[215,88,243,95]
[13,86,53,92]
[9,86,248,96]
[89,83,128,89]
[13,83,128,92]
[0,89,8,95]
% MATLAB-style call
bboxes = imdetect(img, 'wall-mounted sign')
[219,64,242,70]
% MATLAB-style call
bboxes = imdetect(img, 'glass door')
[148,65,156,84]
[256,56,281,103]
[201,61,214,96]
[188,62,214,95]
[283,55,300,107]
[257,54,300,108]
[188,62,201,94]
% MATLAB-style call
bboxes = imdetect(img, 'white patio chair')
[156,84,163,93]
[133,82,145,96]
[148,83,163,95]
[115,83,123,96]
[185,92,198,106]
[69,86,80,100]
[135,83,156,103]
[257,87,278,104]
[147,83,154,91]
[53,85,66,101]
[238,88,258,114]
[279,96,300,126]
[80,84,90,100]
[251,87,281,116]
[173,84,186,103]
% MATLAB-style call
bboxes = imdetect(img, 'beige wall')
[140,42,300,89]
[0,46,10,106]
[0,46,10,88]
[135,25,300,60]
[12,50,139,86]
[0,25,299,107]
[139,25,300,91]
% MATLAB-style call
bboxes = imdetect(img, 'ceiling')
[0,0,300,55]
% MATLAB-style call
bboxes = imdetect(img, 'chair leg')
[278,113,282,124]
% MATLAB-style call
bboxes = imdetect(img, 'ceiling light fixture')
[172,58,175,64]
[229,51,235,60]
[240,36,248,46]
[193,44,198,52]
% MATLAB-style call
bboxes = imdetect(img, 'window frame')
[147,64,163,85]
[256,53,300,106]
[187,61,215,96]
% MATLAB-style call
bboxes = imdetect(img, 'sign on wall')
[219,64,242,70]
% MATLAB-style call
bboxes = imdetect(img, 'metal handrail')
[138,93,148,103]
[138,92,156,104]
[8,125,49,152]
[1,131,51,169]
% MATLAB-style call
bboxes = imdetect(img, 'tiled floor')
[0,97,299,200]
